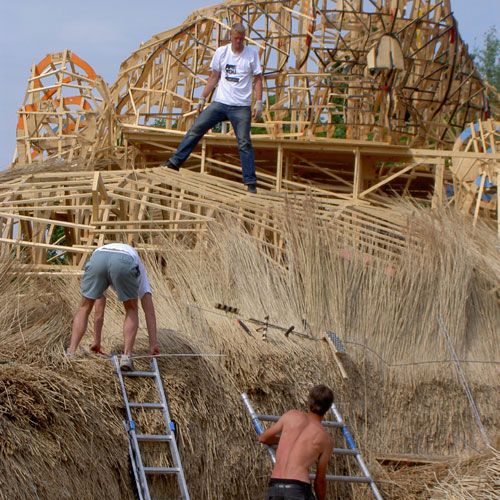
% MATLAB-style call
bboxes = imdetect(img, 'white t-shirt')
[94,243,152,298]
[211,45,262,106]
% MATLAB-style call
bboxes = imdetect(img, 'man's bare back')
[259,385,335,500]
[270,410,333,482]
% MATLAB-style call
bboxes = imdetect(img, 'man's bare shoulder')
[321,428,334,449]
[281,409,306,420]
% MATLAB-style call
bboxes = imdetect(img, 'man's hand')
[197,97,207,113]
[90,343,107,355]
[253,100,263,121]
[149,343,160,356]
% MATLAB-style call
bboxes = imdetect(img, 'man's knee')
[188,122,209,136]
[237,137,252,151]
[80,297,95,312]
[123,299,139,311]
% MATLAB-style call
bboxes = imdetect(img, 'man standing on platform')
[162,23,263,193]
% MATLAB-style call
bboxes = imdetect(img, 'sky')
[0,0,498,169]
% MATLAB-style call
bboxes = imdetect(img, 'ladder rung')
[333,448,358,455]
[129,402,163,409]
[257,414,342,427]
[321,420,344,428]
[121,371,156,377]
[325,475,371,483]
[136,434,173,442]
[144,466,181,475]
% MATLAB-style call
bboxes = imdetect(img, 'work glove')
[197,96,206,113]
[253,100,263,121]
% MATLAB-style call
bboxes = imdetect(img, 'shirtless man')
[259,385,334,500]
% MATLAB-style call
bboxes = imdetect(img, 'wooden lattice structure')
[4,1,499,270]
[0,167,412,270]
[13,50,114,166]
[113,0,488,147]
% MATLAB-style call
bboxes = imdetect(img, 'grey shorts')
[81,250,140,302]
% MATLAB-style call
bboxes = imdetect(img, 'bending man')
[67,243,159,371]
[259,385,335,500]
[163,23,263,193]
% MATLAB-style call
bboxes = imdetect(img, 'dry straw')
[379,449,499,499]
[0,200,498,499]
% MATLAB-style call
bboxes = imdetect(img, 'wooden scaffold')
[3,0,499,270]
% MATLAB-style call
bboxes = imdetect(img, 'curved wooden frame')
[14,50,114,166]
[112,0,487,147]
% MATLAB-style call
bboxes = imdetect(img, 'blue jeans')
[170,101,257,185]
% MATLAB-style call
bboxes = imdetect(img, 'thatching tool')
[324,331,349,380]
[215,303,239,314]
[215,303,256,337]
[213,303,300,340]
[255,315,269,341]
[241,393,383,499]
[111,355,190,500]
[247,317,301,339]
[236,319,254,337]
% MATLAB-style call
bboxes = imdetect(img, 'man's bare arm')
[200,70,221,100]
[141,292,159,355]
[252,74,263,120]
[253,73,263,101]
[258,415,284,446]
[314,437,334,500]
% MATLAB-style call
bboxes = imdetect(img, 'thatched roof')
[0,203,498,499]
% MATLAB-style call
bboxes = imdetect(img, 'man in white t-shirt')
[66,243,160,371]
[162,23,263,193]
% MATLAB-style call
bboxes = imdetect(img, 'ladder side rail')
[259,414,343,428]
[127,437,146,500]
[112,355,152,500]
[151,358,191,500]
[241,393,276,464]
[113,355,135,424]
[330,403,383,500]
[151,358,174,432]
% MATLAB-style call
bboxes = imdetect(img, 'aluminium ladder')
[241,393,382,500]
[112,355,190,500]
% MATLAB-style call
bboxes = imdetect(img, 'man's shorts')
[265,478,315,500]
[81,250,140,302]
